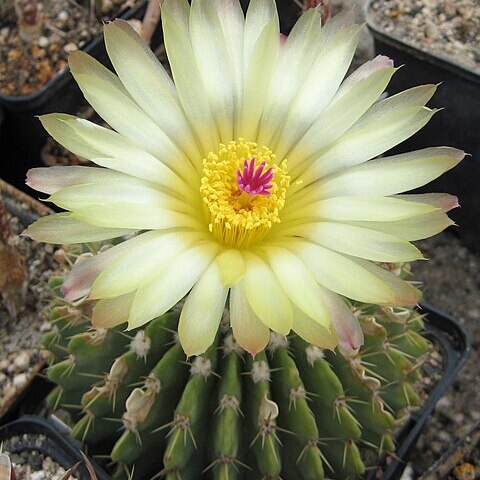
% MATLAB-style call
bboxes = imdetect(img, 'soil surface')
[2,433,80,479]
[409,232,480,478]
[0,188,61,418]
[369,0,480,73]
[0,0,139,96]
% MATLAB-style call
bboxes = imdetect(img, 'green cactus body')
[72,312,180,444]
[162,339,219,479]
[245,352,282,479]
[209,343,244,480]
[44,281,431,480]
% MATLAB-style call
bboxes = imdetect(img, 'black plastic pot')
[366,3,480,254]
[0,415,110,480]
[366,303,471,480]
[0,0,153,191]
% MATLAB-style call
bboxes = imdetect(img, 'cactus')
[43,266,431,480]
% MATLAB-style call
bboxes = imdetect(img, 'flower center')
[200,139,289,248]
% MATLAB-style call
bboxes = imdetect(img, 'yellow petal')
[178,261,228,356]
[26,213,134,244]
[243,252,293,334]
[292,306,338,351]
[215,249,246,287]
[286,222,424,262]
[265,247,330,329]
[103,20,199,162]
[92,293,134,328]
[127,242,219,329]
[90,231,201,299]
[286,240,396,304]
[230,281,270,356]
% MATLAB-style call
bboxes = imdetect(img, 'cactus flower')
[26,0,463,357]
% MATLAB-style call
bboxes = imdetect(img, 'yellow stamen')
[200,139,290,248]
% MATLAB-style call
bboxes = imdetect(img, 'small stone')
[444,2,457,17]
[453,463,476,480]
[424,21,439,39]
[58,10,69,22]
[13,373,28,389]
[13,351,30,372]
[63,42,78,53]
[430,440,443,454]
[0,359,9,371]
[30,471,46,480]
[37,36,49,48]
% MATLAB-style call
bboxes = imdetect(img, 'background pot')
[0,0,157,191]
[0,415,110,480]
[366,1,480,254]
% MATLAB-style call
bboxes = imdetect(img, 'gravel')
[369,0,480,73]
[0,0,139,96]
[2,433,80,480]
[0,190,60,418]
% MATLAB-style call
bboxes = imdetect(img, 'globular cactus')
[43,266,431,480]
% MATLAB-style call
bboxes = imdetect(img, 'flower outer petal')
[47,181,189,214]
[92,292,135,328]
[243,252,293,335]
[286,240,396,304]
[215,249,246,287]
[26,165,127,195]
[212,0,244,135]
[26,213,135,244]
[90,231,202,299]
[275,22,361,157]
[345,212,455,242]
[161,0,219,154]
[39,114,103,161]
[72,204,197,231]
[319,287,364,352]
[230,281,270,356]
[394,193,459,212]
[69,51,195,177]
[287,222,424,262]
[299,85,438,183]
[240,0,279,140]
[178,261,228,356]
[190,0,236,142]
[127,242,220,330]
[265,247,331,329]
[288,195,438,222]
[255,7,321,148]
[103,20,200,163]
[303,107,438,185]
[334,55,394,101]
[62,230,163,301]
[352,257,421,306]
[49,115,194,192]
[291,306,338,351]
[316,147,465,199]
[288,65,397,172]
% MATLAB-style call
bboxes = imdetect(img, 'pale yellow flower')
[26,0,463,356]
